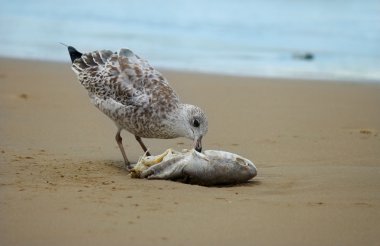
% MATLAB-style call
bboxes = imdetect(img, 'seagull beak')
[194,136,202,153]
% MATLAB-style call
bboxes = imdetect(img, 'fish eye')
[236,157,248,166]
[193,119,200,128]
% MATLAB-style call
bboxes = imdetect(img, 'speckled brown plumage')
[68,47,208,169]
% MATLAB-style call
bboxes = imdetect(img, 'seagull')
[64,45,208,170]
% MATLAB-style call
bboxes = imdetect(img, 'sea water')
[0,0,379,82]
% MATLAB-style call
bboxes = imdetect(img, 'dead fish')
[131,149,257,186]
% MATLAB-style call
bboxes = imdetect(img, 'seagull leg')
[115,129,131,169]
[135,136,151,156]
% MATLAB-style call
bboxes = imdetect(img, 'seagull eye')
[193,119,200,128]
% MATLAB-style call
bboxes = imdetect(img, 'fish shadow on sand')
[213,179,261,188]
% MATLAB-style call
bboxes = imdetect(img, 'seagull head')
[179,104,208,152]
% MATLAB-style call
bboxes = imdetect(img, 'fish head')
[204,150,257,180]
[234,156,257,178]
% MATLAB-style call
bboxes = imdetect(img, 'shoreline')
[1,55,379,85]
[1,57,379,245]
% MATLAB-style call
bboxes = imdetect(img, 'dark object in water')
[293,52,314,61]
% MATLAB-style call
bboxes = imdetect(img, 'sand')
[0,57,379,245]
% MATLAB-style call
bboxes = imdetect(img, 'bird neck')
[165,104,192,139]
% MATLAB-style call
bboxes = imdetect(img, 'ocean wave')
[1,0,379,82]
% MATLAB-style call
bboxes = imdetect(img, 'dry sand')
[0,58,379,245]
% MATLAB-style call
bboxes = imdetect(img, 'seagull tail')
[60,43,83,63]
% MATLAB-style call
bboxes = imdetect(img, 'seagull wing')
[71,48,180,108]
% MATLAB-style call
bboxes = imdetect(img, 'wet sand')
[0,58,379,245]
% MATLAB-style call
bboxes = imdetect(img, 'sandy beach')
[1,57,379,245]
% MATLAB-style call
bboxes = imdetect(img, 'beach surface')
[1,58,379,245]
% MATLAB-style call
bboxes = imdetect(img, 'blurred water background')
[1,0,379,82]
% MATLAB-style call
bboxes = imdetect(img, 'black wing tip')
[68,46,83,63]
[60,43,83,63]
